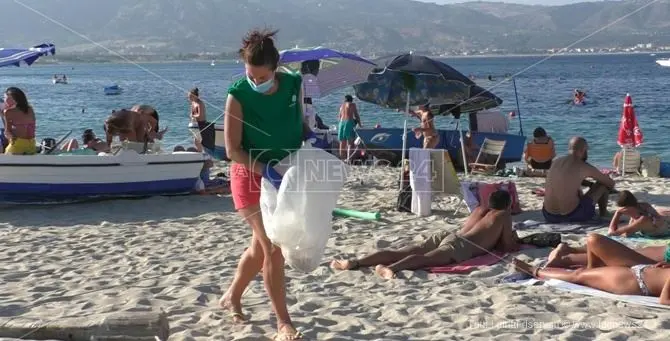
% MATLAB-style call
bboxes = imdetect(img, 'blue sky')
[417,0,599,5]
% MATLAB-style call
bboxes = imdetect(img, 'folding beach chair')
[469,138,506,175]
[618,146,641,176]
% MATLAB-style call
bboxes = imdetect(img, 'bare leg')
[586,183,610,217]
[584,234,655,268]
[220,207,264,323]
[513,259,642,295]
[194,138,203,152]
[222,205,297,338]
[545,243,587,268]
[338,141,346,160]
[376,248,455,279]
[331,245,426,270]
[63,139,79,152]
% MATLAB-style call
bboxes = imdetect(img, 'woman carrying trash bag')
[220,28,313,341]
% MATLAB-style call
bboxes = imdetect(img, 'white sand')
[1,164,670,340]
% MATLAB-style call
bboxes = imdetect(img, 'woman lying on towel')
[608,190,670,238]
[544,233,668,269]
[513,236,670,304]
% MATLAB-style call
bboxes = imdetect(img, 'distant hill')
[1,0,669,55]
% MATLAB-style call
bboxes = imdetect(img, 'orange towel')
[526,143,553,162]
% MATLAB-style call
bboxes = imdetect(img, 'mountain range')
[1,0,669,55]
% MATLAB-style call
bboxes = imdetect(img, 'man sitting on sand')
[542,136,615,223]
[331,190,519,279]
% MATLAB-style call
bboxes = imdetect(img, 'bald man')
[542,137,615,223]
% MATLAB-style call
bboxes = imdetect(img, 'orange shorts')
[230,163,263,210]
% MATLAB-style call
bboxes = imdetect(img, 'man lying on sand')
[331,190,519,279]
[542,136,615,223]
[513,239,670,304]
[544,233,668,269]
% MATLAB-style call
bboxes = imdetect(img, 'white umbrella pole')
[622,147,626,178]
[459,121,469,177]
[399,91,411,190]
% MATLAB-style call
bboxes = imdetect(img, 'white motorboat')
[52,78,67,84]
[0,149,206,203]
[656,59,670,67]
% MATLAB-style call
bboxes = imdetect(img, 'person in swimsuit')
[337,95,361,160]
[411,103,440,149]
[524,127,555,170]
[542,137,615,223]
[513,256,670,304]
[3,87,37,155]
[62,129,110,153]
[543,233,670,269]
[608,190,670,237]
[188,88,209,152]
[219,28,312,341]
[331,190,519,279]
[131,104,167,141]
[104,109,157,147]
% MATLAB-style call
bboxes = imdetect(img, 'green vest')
[228,72,304,164]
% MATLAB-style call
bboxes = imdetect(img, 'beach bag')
[477,181,522,214]
[260,143,347,273]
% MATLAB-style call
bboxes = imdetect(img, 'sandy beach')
[2,163,670,340]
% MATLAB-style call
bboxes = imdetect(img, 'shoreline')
[34,51,668,65]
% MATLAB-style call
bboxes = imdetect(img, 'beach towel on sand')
[429,245,535,274]
[515,278,670,309]
[513,219,607,233]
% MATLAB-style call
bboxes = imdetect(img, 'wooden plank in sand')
[0,312,169,341]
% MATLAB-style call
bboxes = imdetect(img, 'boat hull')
[0,151,205,203]
[356,127,526,167]
[202,124,338,161]
[656,59,670,67]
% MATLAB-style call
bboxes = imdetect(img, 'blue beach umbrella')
[0,43,55,68]
[279,47,377,98]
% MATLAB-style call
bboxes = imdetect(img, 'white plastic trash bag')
[260,143,347,272]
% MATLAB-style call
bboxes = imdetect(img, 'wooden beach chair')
[469,138,506,175]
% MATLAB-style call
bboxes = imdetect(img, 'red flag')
[617,93,643,147]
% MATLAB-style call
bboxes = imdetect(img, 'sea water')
[2,53,670,167]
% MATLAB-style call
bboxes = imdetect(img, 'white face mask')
[246,74,275,93]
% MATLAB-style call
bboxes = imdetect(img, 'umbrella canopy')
[354,54,502,112]
[0,43,55,68]
[373,53,474,82]
[278,47,377,98]
[617,93,643,147]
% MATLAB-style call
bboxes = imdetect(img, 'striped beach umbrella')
[0,43,56,68]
